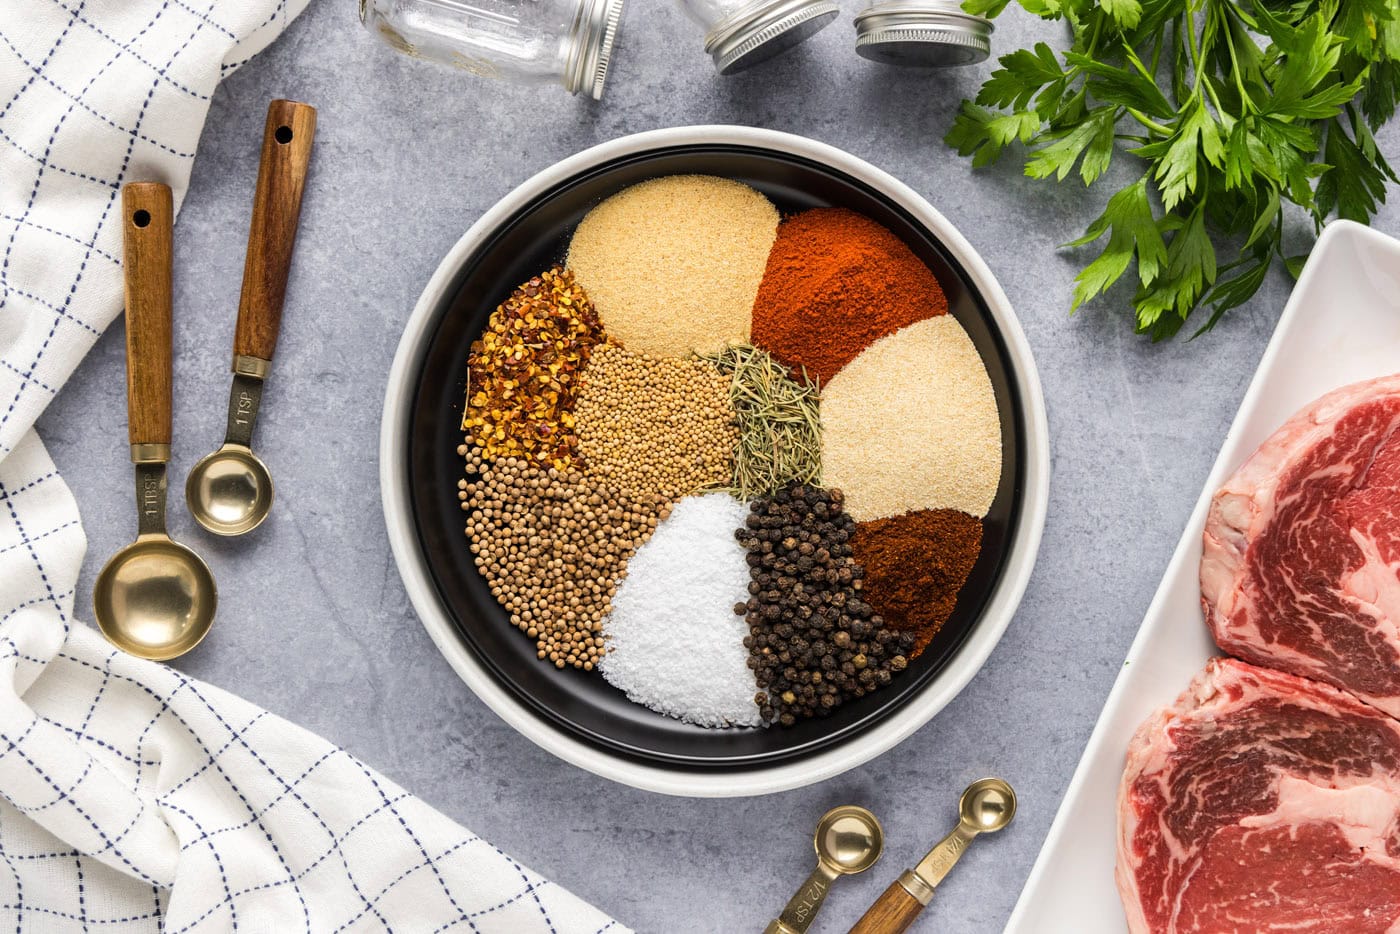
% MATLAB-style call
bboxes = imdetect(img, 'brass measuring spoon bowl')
[766,805,884,934]
[94,535,217,660]
[187,440,274,535]
[817,806,886,874]
[848,778,1017,934]
[186,99,316,536]
[95,183,218,661]
[959,777,1017,833]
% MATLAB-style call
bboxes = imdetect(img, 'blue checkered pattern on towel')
[0,3,625,931]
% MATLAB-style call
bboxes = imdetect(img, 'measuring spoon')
[186,99,316,535]
[765,805,884,934]
[94,183,218,661]
[848,778,1017,934]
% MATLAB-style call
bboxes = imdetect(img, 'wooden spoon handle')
[121,182,173,452]
[847,879,926,934]
[233,98,316,363]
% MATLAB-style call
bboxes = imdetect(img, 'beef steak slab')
[1202,374,1400,718]
[1118,657,1400,934]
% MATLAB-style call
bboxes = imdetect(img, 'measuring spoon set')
[767,778,1017,934]
[94,99,316,662]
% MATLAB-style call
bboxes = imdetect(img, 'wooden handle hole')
[275,125,293,144]
[132,209,151,228]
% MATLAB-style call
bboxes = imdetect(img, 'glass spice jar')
[360,0,625,99]
[676,0,839,75]
[853,0,993,67]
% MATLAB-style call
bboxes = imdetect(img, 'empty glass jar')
[677,0,838,74]
[360,0,625,98]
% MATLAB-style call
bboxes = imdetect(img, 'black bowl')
[398,135,1033,774]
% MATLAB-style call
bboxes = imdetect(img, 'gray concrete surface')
[35,1,1400,931]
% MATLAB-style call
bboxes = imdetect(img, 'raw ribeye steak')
[1202,374,1400,718]
[1118,657,1400,934]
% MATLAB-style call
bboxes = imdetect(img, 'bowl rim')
[379,125,1051,797]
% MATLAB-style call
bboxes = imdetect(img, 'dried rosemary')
[701,344,822,500]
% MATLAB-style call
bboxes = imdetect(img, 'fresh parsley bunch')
[948,1,1400,338]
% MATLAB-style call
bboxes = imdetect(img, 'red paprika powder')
[750,208,948,385]
[850,508,982,657]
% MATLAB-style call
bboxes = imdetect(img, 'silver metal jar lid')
[853,2,993,67]
[566,0,626,99]
[705,0,840,76]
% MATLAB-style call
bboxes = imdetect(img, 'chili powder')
[750,208,948,384]
[850,509,982,657]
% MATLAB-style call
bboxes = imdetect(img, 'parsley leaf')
[978,44,1065,110]
[1136,98,1225,211]
[946,105,1041,167]
[1133,204,1217,336]
[1316,112,1393,221]
[1100,0,1142,30]
[1025,107,1117,182]
[1065,177,1167,310]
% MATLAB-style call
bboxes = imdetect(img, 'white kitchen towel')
[0,3,624,932]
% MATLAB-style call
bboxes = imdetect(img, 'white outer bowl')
[380,125,1050,797]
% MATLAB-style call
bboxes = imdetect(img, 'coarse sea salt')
[599,493,764,728]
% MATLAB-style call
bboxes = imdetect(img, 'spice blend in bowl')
[463,267,603,470]
[752,207,949,384]
[737,483,915,726]
[851,509,984,657]
[567,175,778,357]
[822,315,1001,521]
[575,344,738,502]
[702,343,822,500]
[600,493,760,728]
[458,446,667,671]
[448,172,1004,733]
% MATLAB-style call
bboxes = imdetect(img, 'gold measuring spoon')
[848,778,1016,934]
[94,183,218,661]
[765,806,884,934]
[186,99,316,535]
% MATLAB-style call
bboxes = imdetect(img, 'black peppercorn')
[733,482,917,726]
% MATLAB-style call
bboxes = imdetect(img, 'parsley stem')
[1203,75,1226,118]
[1086,13,1104,58]
[1127,108,1173,136]
[1184,0,1208,98]
[1219,4,1252,112]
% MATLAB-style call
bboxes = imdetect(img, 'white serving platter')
[1007,221,1400,932]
